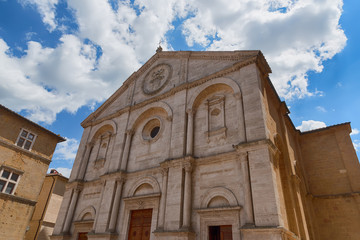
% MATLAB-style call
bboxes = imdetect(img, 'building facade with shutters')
[51,50,360,240]
[0,104,65,239]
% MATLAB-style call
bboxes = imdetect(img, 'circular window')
[150,126,160,138]
[142,118,161,141]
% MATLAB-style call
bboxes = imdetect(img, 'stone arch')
[88,120,117,143]
[127,176,161,197]
[77,205,96,221]
[187,77,241,111]
[200,187,239,209]
[128,101,173,131]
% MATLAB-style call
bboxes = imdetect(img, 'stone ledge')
[240,226,299,240]
[0,138,51,165]
[87,231,118,240]
[0,192,36,206]
[153,229,196,240]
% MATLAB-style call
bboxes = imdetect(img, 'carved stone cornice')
[65,181,84,191]
[100,170,126,182]
[233,139,280,167]
[82,51,269,128]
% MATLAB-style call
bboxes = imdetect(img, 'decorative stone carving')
[142,64,172,95]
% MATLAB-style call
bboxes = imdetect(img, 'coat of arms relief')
[142,64,172,95]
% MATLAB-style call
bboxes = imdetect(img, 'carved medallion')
[142,64,172,95]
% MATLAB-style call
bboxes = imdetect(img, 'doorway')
[77,232,88,240]
[128,208,153,240]
[209,225,233,240]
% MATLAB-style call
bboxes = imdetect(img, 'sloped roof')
[0,104,65,142]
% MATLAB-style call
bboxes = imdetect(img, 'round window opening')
[150,126,160,138]
[142,118,161,141]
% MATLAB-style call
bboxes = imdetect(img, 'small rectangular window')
[2,170,10,179]
[0,168,21,195]
[0,180,6,192]
[16,129,36,151]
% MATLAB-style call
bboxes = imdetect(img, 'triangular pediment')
[82,50,270,127]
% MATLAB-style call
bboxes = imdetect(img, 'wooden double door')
[209,225,233,240]
[128,209,153,240]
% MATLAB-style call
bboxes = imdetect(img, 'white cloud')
[19,0,59,32]
[353,140,360,152]
[296,120,327,132]
[316,106,327,112]
[0,0,347,124]
[351,129,359,136]
[182,0,346,99]
[53,137,79,162]
[55,167,72,178]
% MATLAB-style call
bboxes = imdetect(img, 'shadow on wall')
[37,227,52,240]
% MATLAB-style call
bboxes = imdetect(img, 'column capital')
[238,151,248,163]
[186,108,194,115]
[184,163,192,173]
[126,129,135,136]
[115,177,126,184]
[233,92,242,100]
[160,167,169,176]
[87,141,95,148]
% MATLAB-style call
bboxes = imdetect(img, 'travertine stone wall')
[51,51,359,240]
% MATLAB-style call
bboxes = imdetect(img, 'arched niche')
[200,187,239,209]
[187,77,241,112]
[88,120,117,143]
[128,101,173,131]
[133,183,154,196]
[127,176,161,197]
[207,196,230,208]
[77,205,96,221]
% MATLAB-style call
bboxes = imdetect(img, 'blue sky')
[0,0,359,177]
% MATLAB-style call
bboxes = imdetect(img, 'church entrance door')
[77,232,88,240]
[209,225,233,240]
[128,209,153,240]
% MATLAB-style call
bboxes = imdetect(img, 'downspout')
[34,175,56,239]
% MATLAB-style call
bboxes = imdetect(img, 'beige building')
[25,170,68,240]
[51,50,360,240]
[0,104,65,240]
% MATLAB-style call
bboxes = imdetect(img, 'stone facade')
[25,170,68,240]
[51,50,360,240]
[0,104,65,240]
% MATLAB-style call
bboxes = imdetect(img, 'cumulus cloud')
[351,128,359,136]
[296,120,327,132]
[19,0,59,32]
[182,0,346,99]
[0,0,347,124]
[53,137,79,162]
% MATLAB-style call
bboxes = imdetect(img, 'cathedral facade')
[51,50,360,240]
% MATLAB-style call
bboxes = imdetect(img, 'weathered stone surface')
[52,50,360,240]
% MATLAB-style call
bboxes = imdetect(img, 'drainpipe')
[34,175,56,239]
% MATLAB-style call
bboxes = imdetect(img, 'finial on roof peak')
[156,45,162,53]
[156,39,163,53]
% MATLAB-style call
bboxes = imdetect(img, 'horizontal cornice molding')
[0,192,37,206]
[0,138,51,165]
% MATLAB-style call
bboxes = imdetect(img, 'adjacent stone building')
[51,50,360,240]
[0,104,65,239]
[25,169,68,240]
